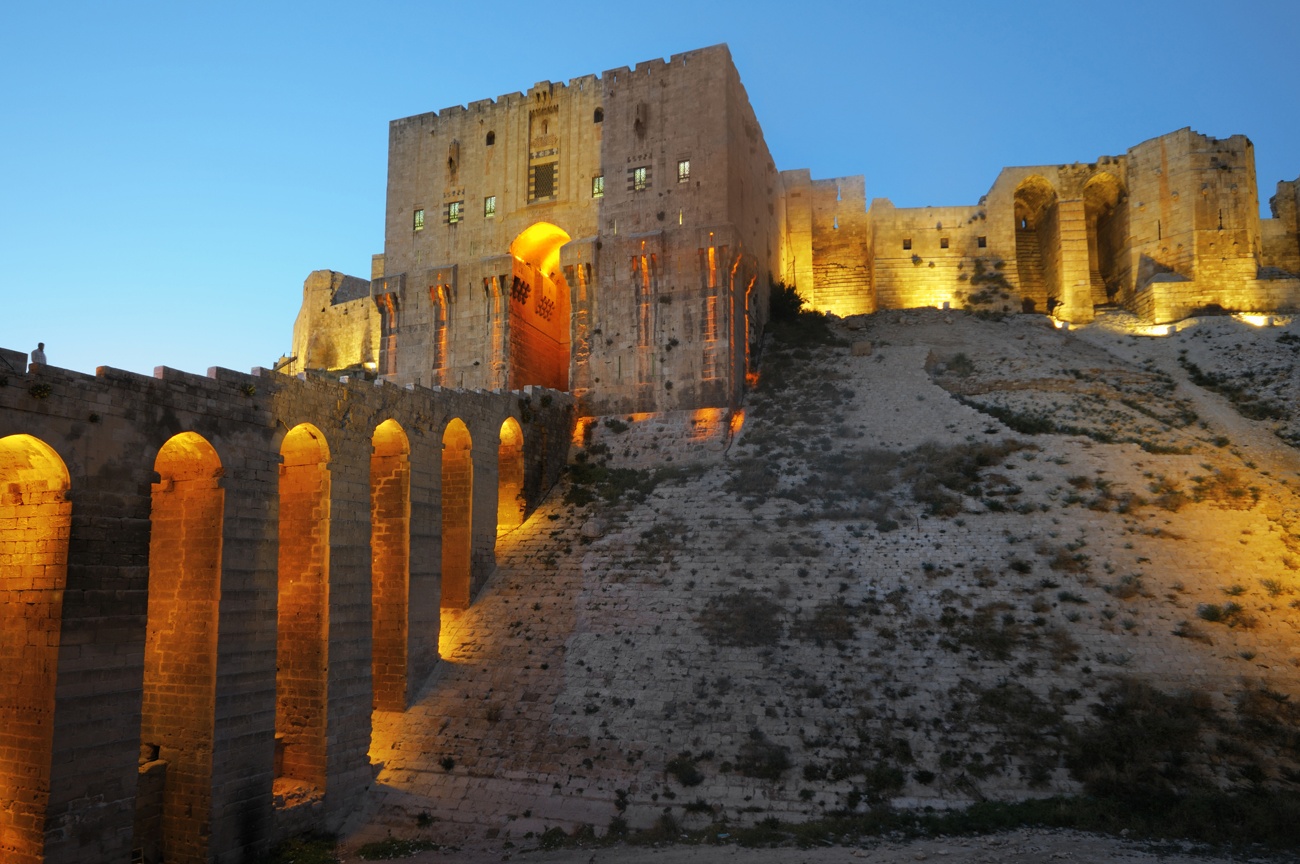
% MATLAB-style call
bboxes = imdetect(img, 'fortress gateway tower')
[291,45,1300,412]
[292,45,783,415]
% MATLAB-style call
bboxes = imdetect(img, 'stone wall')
[0,350,571,863]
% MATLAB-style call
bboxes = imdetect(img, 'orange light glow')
[0,434,70,864]
[572,416,594,446]
[1236,313,1273,328]
[510,222,571,278]
[688,407,725,441]
[497,418,525,535]
[729,408,746,438]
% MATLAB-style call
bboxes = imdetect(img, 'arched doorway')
[507,222,572,391]
[1083,172,1127,307]
[497,417,525,536]
[441,419,473,609]
[0,434,70,864]
[371,420,410,712]
[1013,176,1059,313]
[140,432,223,864]
[276,424,330,797]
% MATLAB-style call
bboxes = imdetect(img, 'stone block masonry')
[0,353,571,863]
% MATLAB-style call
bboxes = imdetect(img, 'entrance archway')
[0,434,70,864]
[1014,176,1059,313]
[276,424,330,796]
[441,419,473,609]
[371,419,410,712]
[497,417,525,536]
[507,222,572,391]
[1083,172,1127,306]
[140,432,223,864]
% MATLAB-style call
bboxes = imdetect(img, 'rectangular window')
[677,159,690,183]
[484,196,496,218]
[902,238,912,250]
[413,209,425,231]
[977,235,987,248]
[529,162,557,202]
[940,237,949,249]
[592,175,604,198]
[632,165,648,192]
[446,201,463,224]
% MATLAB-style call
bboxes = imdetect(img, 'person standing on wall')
[31,342,46,366]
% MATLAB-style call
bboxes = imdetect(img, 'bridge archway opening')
[497,417,525,537]
[0,434,70,864]
[140,432,223,864]
[276,423,331,796]
[371,419,411,712]
[441,419,473,609]
[507,222,572,391]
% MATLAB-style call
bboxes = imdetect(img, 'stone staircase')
[1015,229,1046,305]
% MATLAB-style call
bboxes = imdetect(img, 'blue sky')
[3,1,1297,377]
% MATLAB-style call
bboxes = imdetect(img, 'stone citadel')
[290,43,1300,414]
[1,44,1298,863]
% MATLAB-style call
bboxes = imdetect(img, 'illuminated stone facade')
[0,346,569,863]
[292,44,782,415]
[789,128,1300,324]
[293,49,1299,405]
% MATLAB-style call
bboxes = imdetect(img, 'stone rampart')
[0,351,571,863]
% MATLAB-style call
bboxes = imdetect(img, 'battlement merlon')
[387,43,734,129]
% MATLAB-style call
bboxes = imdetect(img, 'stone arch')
[1013,176,1060,313]
[0,434,70,864]
[507,222,572,391]
[1083,172,1128,305]
[441,419,473,609]
[139,432,223,864]
[371,420,410,712]
[496,417,525,536]
[276,423,330,796]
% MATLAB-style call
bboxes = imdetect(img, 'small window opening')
[592,175,604,199]
[446,201,463,224]
[593,107,604,123]
[977,236,987,248]
[902,238,912,250]
[632,166,648,192]
[486,131,495,146]
[484,196,496,219]
[413,209,425,231]
[677,159,690,183]
[939,237,949,249]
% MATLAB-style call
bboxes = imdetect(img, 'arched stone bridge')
[0,346,572,863]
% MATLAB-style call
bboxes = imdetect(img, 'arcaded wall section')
[0,347,575,863]
[277,425,331,794]
[140,432,223,863]
[440,419,473,609]
[0,435,69,864]
[496,417,525,534]
[371,420,411,713]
